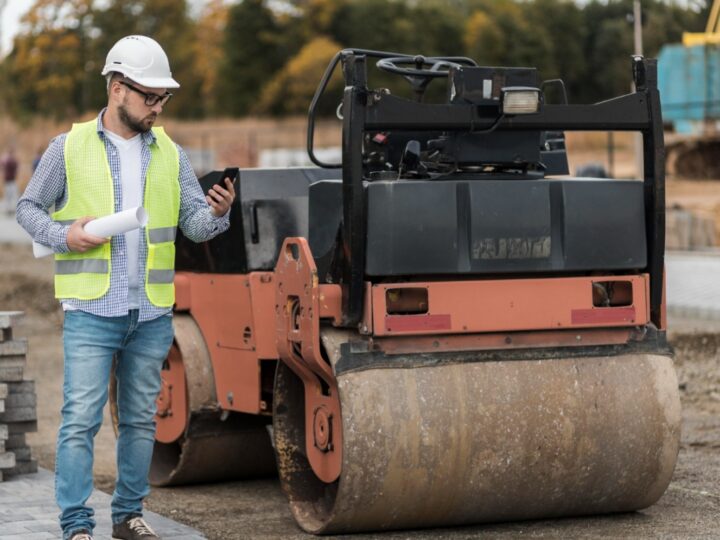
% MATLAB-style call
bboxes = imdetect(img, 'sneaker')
[69,531,93,540]
[112,516,159,539]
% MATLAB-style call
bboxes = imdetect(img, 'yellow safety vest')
[52,119,180,307]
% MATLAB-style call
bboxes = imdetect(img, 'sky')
[0,0,30,58]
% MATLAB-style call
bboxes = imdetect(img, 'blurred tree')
[642,0,705,60]
[410,2,465,57]
[3,0,94,119]
[217,0,293,116]
[464,10,506,65]
[465,0,555,76]
[255,36,343,115]
[7,30,84,120]
[2,0,200,119]
[330,0,420,54]
[0,0,711,119]
[298,0,342,40]
[589,16,635,101]
[194,0,229,116]
[525,0,586,103]
[581,0,636,102]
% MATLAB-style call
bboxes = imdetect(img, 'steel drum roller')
[274,348,681,534]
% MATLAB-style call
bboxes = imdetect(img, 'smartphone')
[215,167,239,190]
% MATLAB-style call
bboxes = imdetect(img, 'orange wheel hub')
[155,342,187,443]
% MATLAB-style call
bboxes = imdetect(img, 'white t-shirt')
[104,129,143,309]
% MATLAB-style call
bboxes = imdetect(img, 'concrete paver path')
[0,468,205,539]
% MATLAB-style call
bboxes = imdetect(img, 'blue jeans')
[56,310,173,539]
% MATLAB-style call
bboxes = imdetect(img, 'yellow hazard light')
[501,87,541,115]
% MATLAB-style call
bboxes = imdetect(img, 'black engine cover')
[362,178,646,276]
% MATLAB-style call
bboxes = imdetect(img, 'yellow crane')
[683,0,720,45]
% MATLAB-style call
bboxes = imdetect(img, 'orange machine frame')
[158,236,658,472]
[370,275,649,336]
[169,256,651,422]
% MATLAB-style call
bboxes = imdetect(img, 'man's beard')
[118,100,156,133]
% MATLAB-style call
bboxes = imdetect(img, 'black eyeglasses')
[119,80,173,107]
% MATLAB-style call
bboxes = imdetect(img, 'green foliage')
[217,0,295,116]
[194,0,229,117]
[0,0,202,119]
[329,0,465,56]
[0,0,710,119]
[6,29,85,119]
[526,0,586,102]
[256,36,344,115]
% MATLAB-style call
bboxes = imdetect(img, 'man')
[1,146,18,214]
[17,35,235,540]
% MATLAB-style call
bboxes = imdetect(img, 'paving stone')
[0,467,207,539]
[0,511,37,520]
[0,354,26,368]
[0,521,33,533]
[5,520,48,529]
[0,451,16,469]
[5,393,36,408]
[4,459,38,476]
[0,367,24,382]
[0,327,12,343]
[0,425,7,440]
[0,400,4,414]
[666,253,720,319]
[0,406,37,423]
[23,521,60,533]
[0,340,28,357]
[7,381,34,395]
[7,421,37,434]
[4,532,56,539]
[0,312,23,330]
[6,433,26,449]
[11,447,32,461]
[0,383,7,399]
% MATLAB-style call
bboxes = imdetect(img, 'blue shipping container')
[657,43,720,134]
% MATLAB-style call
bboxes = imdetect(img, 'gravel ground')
[1,242,718,539]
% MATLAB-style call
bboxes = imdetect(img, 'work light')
[501,87,541,115]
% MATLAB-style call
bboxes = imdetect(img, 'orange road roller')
[113,49,680,534]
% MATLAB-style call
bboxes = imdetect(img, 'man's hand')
[67,217,109,253]
[207,177,236,217]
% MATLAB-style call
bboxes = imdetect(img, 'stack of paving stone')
[0,311,38,481]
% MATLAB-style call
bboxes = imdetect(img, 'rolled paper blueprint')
[33,207,148,258]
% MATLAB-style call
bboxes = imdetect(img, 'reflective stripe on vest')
[55,259,109,275]
[148,269,175,284]
[52,120,180,306]
[148,226,177,243]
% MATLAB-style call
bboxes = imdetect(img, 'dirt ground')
[1,240,719,539]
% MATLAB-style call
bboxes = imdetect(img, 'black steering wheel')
[376,55,465,100]
[376,55,463,78]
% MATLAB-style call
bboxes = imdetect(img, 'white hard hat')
[101,35,180,89]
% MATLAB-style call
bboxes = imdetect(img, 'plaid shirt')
[17,110,230,321]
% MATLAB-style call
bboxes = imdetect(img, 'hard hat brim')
[130,76,181,89]
[101,65,180,89]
